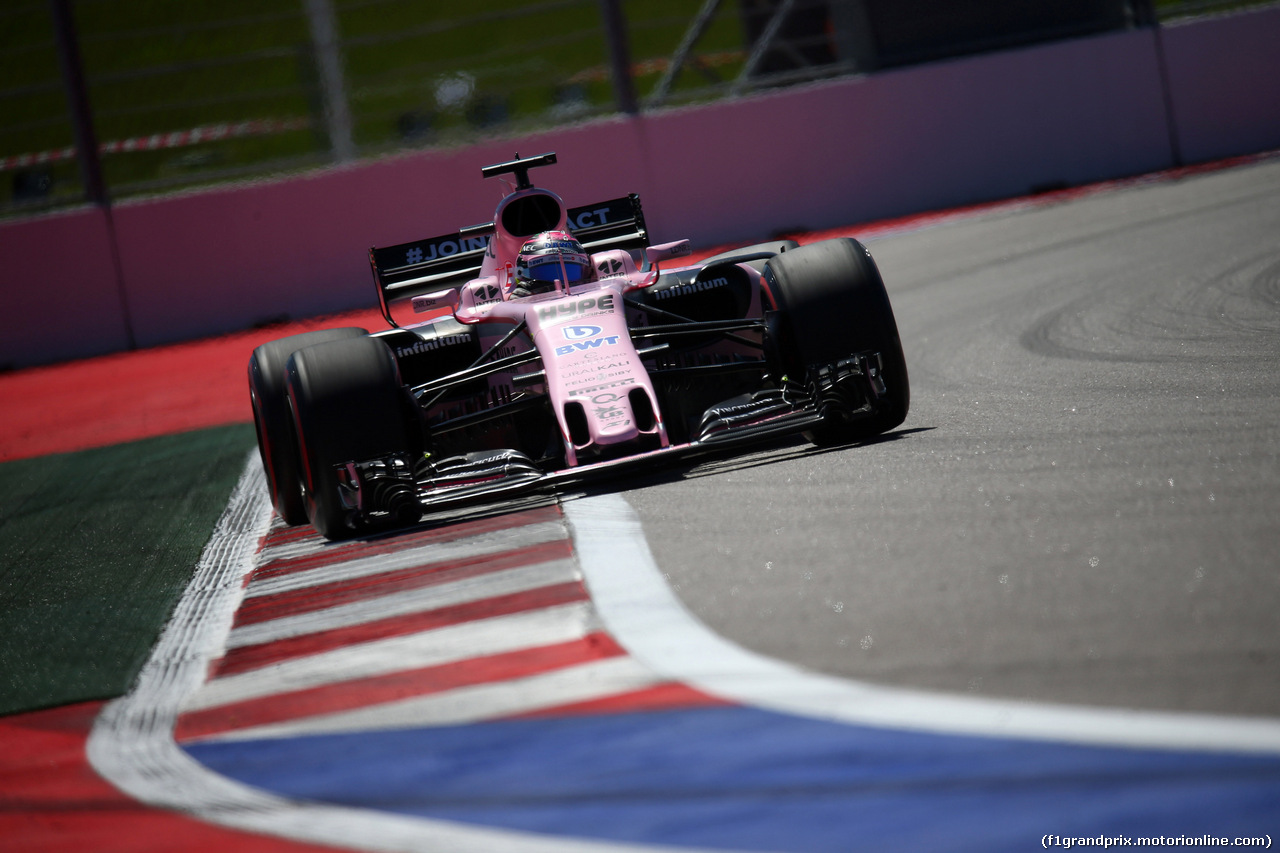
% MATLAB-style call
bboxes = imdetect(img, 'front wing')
[341,351,888,526]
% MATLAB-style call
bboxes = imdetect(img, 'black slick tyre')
[763,238,909,445]
[286,335,418,540]
[248,327,368,525]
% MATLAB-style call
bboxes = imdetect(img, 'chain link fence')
[0,0,1272,216]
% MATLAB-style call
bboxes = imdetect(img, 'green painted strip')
[0,424,257,716]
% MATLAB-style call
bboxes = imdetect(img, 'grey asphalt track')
[622,157,1280,718]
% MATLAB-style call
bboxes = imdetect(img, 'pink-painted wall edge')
[2,7,1277,369]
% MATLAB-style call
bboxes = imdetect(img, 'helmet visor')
[525,261,585,284]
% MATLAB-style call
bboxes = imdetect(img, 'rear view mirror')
[644,240,691,267]
[412,289,459,314]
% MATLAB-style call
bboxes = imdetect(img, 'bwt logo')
[555,336,620,356]
[563,325,602,340]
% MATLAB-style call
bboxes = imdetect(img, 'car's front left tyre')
[763,238,909,445]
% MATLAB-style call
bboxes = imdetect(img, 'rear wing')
[370,194,649,327]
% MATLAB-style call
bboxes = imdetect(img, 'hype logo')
[563,325,602,340]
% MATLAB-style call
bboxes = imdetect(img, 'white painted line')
[89,456,704,853]
[228,557,580,648]
[186,600,599,713]
[564,492,1280,755]
[199,656,663,743]
[245,521,568,598]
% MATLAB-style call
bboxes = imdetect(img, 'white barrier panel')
[2,9,1277,368]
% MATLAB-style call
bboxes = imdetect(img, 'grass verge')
[0,423,257,716]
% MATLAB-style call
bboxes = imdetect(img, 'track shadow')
[568,425,934,496]
[356,426,934,540]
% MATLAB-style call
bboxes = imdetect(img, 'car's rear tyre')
[286,336,419,540]
[763,238,909,445]
[248,327,368,525]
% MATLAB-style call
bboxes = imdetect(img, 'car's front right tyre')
[248,327,368,525]
[285,335,419,540]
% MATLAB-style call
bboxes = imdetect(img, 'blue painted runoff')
[184,705,1280,852]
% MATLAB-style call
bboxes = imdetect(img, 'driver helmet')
[514,230,591,295]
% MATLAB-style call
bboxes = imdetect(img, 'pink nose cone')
[588,396,640,445]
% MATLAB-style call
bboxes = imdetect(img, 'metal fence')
[0,0,1270,216]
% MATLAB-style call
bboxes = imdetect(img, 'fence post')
[49,0,137,350]
[598,0,639,115]
[303,0,356,162]
[49,0,106,206]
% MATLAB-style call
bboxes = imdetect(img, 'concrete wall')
[2,5,1278,369]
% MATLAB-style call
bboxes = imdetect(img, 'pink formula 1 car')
[249,153,909,539]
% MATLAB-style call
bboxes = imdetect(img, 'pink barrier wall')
[1161,9,1280,163]
[642,28,1171,246]
[2,7,1277,369]
[0,208,132,369]
[112,123,652,350]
